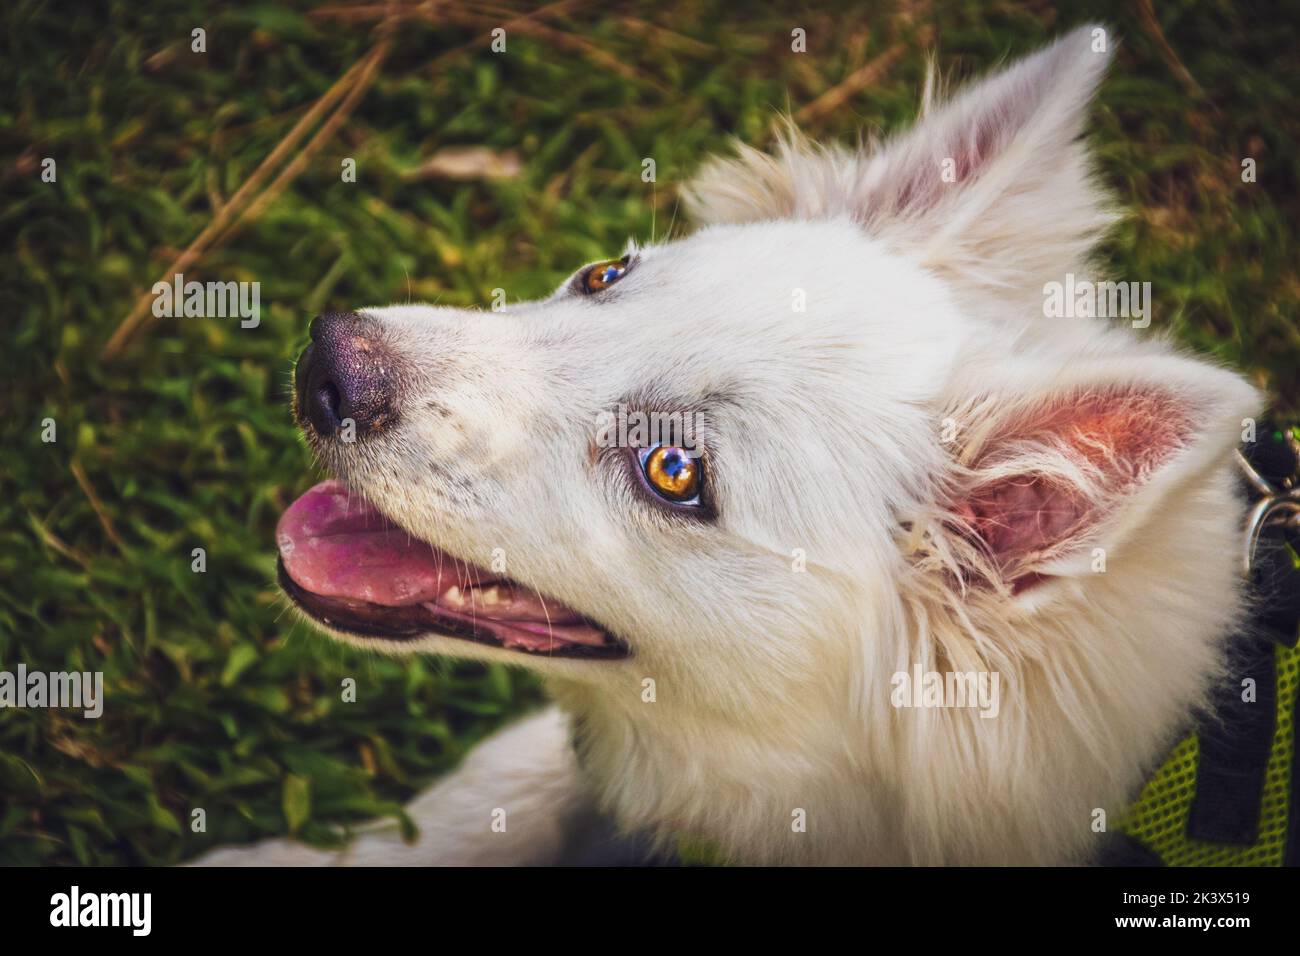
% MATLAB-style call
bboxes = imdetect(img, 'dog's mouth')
[276,480,629,660]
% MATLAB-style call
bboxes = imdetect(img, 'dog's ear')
[932,352,1258,600]
[685,24,1115,293]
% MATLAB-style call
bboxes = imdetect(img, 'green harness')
[1117,640,1299,866]
[1115,429,1300,867]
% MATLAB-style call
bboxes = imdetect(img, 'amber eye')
[581,256,630,294]
[640,445,701,503]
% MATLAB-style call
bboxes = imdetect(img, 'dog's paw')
[186,839,341,867]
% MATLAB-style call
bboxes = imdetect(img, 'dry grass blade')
[1134,0,1207,101]
[792,40,912,129]
[70,459,127,554]
[328,0,664,94]
[210,41,391,251]
[27,510,92,569]
[100,47,380,361]
[444,8,667,94]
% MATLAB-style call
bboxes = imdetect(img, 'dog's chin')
[276,480,630,662]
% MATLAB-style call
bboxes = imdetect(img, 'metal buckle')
[1236,437,1300,577]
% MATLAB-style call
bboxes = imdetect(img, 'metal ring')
[1244,497,1300,577]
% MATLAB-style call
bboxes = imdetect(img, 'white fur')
[194,707,585,866]
[198,25,1260,866]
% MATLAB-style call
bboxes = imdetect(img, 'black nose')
[295,312,400,439]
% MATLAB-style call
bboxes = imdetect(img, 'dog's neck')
[551,674,901,865]
[549,464,1249,864]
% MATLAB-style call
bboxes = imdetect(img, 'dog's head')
[277,25,1257,731]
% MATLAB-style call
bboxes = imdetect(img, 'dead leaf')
[406,146,522,182]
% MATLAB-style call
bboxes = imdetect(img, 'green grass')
[1,0,1297,864]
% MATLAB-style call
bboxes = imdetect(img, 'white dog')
[201,24,1261,866]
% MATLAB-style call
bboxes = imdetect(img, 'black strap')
[1252,522,1300,649]
[1186,641,1277,844]
[1186,524,1299,845]
[1097,831,1165,867]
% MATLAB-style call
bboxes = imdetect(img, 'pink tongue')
[278,481,608,648]
[277,480,454,606]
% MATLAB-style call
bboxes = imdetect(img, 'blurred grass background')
[1,0,1296,864]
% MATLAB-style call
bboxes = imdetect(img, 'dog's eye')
[639,445,701,503]
[580,256,630,294]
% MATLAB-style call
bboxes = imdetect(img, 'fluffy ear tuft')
[682,124,859,225]
[863,25,1118,285]
[684,25,1118,297]
[935,354,1259,596]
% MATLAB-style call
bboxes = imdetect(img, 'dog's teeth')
[442,585,464,606]
[481,586,501,606]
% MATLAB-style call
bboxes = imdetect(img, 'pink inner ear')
[954,388,1194,582]
[963,476,1087,562]
[884,116,1005,220]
